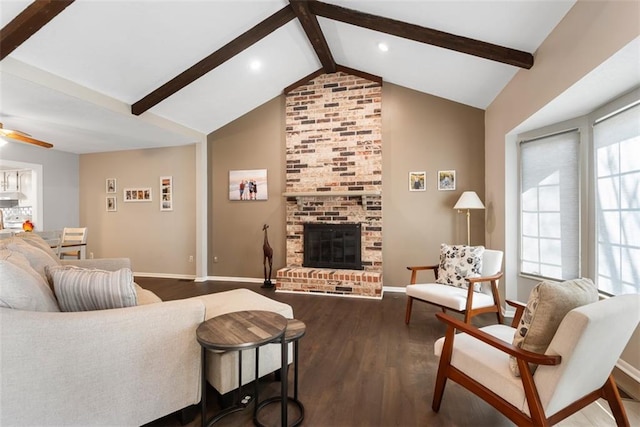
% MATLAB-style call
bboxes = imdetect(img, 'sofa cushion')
[509,278,598,376]
[0,238,60,284]
[435,244,484,291]
[0,259,60,312]
[47,265,138,312]
[15,232,60,261]
[135,283,162,305]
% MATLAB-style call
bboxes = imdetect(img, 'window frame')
[516,88,640,296]
[587,89,640,296]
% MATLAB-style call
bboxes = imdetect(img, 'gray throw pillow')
[48,265,137,312]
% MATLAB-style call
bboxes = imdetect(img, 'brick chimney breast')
[278,72,383,298]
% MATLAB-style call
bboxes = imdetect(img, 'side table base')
[254,396,304,427]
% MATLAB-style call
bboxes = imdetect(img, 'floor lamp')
[454,191,485,245]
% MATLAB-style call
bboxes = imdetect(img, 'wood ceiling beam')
[0,0,75,61]
[289,0,336,73]
[309,0,534,70]
[132,5,297,116]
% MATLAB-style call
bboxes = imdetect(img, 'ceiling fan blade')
[0,129,53,148]
[0,123,54,148]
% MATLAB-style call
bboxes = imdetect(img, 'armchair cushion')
[510,278,598,376]
[47,265,138,312]
[435,244,484,291]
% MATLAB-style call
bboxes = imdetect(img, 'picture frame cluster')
[408,170,456,191]
[104,177,173,212]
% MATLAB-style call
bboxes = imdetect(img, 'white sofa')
[0,234,293,426]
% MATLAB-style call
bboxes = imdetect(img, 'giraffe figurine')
[261,224,274,288]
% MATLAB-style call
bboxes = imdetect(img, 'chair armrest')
[435,312,561,366]
[60,257,132,271]
[466,271,503,285]
[506,299,527,327]
[406,264,439,284]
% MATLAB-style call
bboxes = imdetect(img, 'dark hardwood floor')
[138,278,634,427]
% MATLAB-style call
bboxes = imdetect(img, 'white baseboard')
[383,286,405,293]
[134,272,196,280]
[206,276,264,284]
[614,359,640,401]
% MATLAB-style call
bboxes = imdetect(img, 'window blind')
[593,102,640,295]
[520,130,580,280]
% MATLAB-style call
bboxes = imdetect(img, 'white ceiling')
[0,0,603,154]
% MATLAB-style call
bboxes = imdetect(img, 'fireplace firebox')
[303,223,362,270]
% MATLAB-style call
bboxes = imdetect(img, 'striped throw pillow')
[48,266,137,312]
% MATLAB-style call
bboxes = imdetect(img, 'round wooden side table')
[196,310,288,427]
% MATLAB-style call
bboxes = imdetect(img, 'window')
[593,102,640,296]
[520,130,580,280]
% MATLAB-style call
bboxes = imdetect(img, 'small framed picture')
[409,171,426,191]
[123,187,152,202]
[106,178,116,193]
[160,176,173,211]
[438,170,456,191]
[106,196,117,212]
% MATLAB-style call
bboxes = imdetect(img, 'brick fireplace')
[275,71,383,298]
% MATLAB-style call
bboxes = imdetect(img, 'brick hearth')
[277,267,382,298]
[276,71,383,298]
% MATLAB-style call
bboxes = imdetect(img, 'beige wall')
[80,145,197,276]
[485,0,640,395]
[208,96,287,280]
[382,83,485,286]
[208,83,485,287]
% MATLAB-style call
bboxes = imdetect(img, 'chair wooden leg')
[405,297,413,324]
[432,326,455,412]
[602,375,630,427]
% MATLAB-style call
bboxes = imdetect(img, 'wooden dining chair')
[59,227,88,259]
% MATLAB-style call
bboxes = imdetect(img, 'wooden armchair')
[405,249,504,324]
[432,294,640,426]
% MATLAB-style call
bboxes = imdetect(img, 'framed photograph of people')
[437,170,456,191]
[123,187,152,202]
[409,171,426,191]
[160,176,173,211]
[106,178,116,193]
[106,196,117,212]
[229,169,268,201]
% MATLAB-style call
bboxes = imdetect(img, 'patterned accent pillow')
[47,265,137,312]
[435,244,484,291]
[509,278,598,376]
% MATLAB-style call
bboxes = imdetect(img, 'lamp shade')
[454,191,485,210]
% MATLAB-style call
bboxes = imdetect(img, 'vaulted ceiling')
[0,0,578,154]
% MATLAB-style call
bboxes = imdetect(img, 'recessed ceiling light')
[377,42,389,52]
[249,60,262,71]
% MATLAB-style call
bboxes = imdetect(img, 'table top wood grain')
[196,310,287,351]
[283,319,306,342]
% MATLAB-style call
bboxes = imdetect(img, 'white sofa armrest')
[0,299,205,426]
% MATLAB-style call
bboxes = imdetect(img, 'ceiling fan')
[0,123,53,149]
